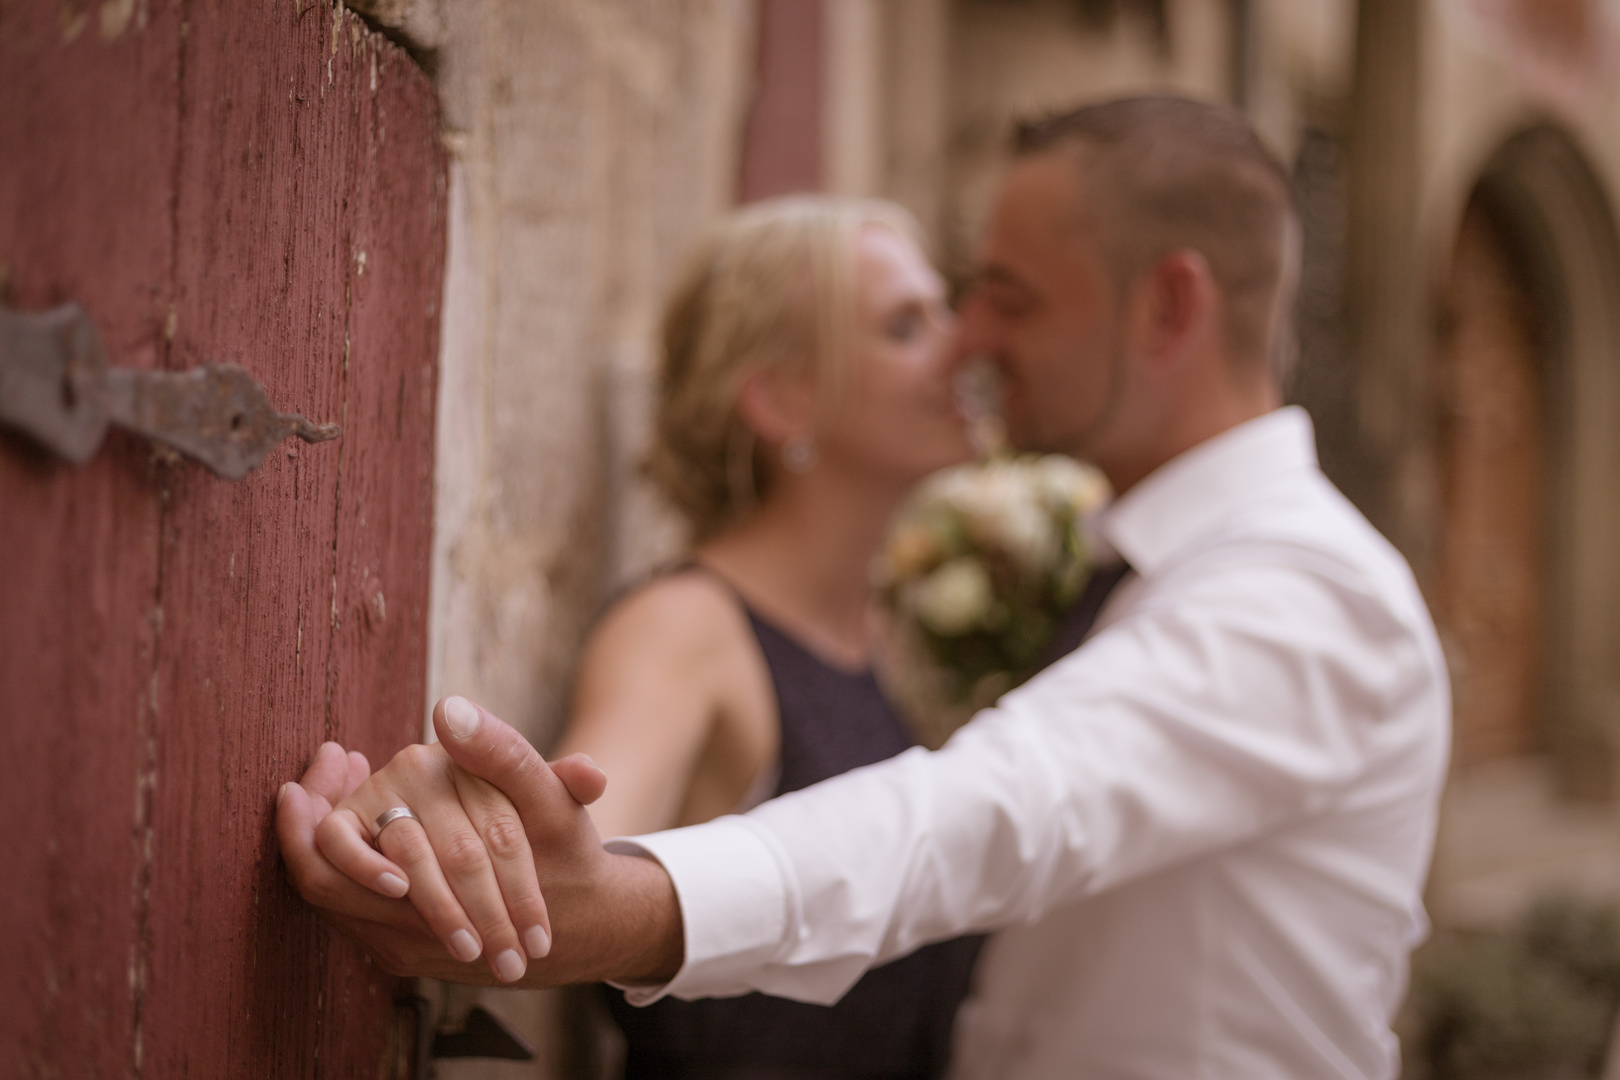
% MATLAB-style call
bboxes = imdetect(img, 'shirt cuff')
[603,815,793,1005]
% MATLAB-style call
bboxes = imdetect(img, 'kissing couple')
[278,95,1450,1080]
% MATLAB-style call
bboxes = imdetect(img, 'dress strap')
[660,560,783,810]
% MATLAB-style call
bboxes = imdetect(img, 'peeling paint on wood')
[0,0,445,1075]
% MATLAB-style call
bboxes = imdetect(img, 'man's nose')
[951,293,997,361]
[928,304,960,357]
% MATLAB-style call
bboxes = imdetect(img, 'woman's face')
[815,226,973,485]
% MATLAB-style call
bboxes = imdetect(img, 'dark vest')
[605,594,985,1080]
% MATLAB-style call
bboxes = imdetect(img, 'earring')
[781,436,817,474]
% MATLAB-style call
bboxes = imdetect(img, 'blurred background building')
[348,0,1620,1073]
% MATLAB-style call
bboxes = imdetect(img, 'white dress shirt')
[614,408,1451,1080]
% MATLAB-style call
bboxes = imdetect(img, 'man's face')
[954,155,1125,458]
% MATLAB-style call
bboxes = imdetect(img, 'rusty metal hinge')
[0,303,340,480]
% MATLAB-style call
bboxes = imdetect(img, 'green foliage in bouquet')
[876,455,1110,709]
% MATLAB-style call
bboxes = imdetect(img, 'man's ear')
[735,366,817,447]
[1136,249,1218,368]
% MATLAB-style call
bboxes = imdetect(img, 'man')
[281,96,1450,1078]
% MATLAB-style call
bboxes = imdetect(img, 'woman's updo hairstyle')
[648,195,924,541]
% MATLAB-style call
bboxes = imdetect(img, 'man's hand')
[275,697,684,987]
[420,696,685,986]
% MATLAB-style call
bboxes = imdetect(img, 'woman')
[317,196,983,1078]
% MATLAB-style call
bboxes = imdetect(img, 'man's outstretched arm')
[276,697,684,987]
[290,560,1438,1003]
[597,559,1442,1005]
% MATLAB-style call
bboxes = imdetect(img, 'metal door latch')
[0,303,340,480]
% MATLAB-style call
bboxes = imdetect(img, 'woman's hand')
[307,696,608,984]
[277,743,493,982]
[278,697,681,987]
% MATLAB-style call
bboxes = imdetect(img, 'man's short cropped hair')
[1015,96,1298,373]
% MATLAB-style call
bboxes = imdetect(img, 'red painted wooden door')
[0,2,445,1076]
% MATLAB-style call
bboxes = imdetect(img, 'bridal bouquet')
[876,455,1110,745]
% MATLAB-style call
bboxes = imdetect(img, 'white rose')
[1033,456,1111,516]
[955,464,1056,573]
[907,557,994,636]
[927,467,979,509]
[997,497,1057,573]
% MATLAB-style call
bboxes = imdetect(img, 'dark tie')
[1034,559,1133,672]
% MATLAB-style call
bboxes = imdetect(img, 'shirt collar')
[1094,406,1319,576]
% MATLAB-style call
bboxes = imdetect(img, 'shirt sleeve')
[614,552,1436,1006]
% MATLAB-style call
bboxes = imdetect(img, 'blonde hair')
[648,195,925,541]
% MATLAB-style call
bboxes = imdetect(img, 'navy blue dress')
[604,581,985,1080]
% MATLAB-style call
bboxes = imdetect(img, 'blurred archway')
[1432,125,1620,796]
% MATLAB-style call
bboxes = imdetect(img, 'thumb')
[550,753,607,806]
[433,695,578,839]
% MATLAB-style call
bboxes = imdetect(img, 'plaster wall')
[944,0,1242,262]
[1246,0,1356,147]
[826,0,887,196]
[426,0,753,755]
[1421,0,1620,280]
[879,0,953,242]
[1343,0,1620,926]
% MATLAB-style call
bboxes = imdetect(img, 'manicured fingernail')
[444,696,481,739]
[523,925,551,959]
[377,872,408,898]
[449,929,481,963]
[494,949,526,983]
[277,782,292,806]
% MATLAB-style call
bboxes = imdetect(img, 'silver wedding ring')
[372,806,418,843]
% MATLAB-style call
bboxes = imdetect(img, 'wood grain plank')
[325,28,443,770]
[1,2,443,1076]
[320,34,445,1077]
[136,5,442,1078]
[0,2,181,1076]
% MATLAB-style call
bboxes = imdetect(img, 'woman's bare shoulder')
[585,570,755,670]
[561,570,777,834]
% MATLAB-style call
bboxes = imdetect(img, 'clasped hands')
[275,696,683,987]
